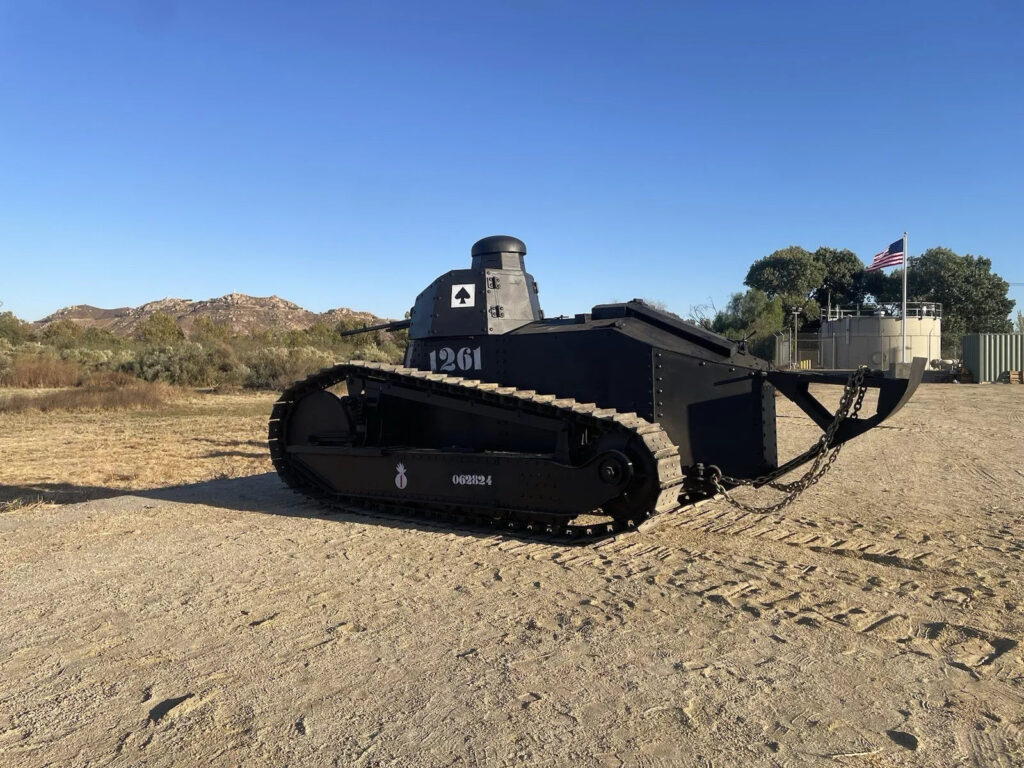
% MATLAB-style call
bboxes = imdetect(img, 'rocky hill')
[35,293,384,337]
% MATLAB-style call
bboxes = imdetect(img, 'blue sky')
[2,0,1022,322]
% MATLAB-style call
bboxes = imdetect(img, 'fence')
[773,332,822,369]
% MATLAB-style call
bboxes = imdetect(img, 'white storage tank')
[819,304,942,369]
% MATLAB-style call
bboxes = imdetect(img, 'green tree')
[861,268,902,303]
[711,289,784,339]
[80,326,124,349]
[336,316,370,333]
[304,321,342,349]
[135,313,185,346]
[0,311,34,345]
[1016,311,1024,334]
[190,317,232,344]
[40,319,84,349]
[902,247,1014,352]
[744,246,825,327]
[812,247,865,308]
[284,321,339,350]
[745,246,826,300]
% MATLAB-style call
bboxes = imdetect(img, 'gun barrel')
[338,318,412,337]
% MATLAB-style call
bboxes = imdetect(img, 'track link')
[268,361,699,542]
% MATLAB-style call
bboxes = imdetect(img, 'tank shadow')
[3,474,321,516]
[1,482,127,506]
[142,474,589,542]
[144,473,304,514]
[1,474,537,542]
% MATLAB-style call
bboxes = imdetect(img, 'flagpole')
[901,231,908,363]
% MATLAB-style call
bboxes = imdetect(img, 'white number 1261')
[428,346,482,372]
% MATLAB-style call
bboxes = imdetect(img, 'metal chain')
[709,366,868,515]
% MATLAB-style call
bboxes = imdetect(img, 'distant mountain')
[34,293,384,337]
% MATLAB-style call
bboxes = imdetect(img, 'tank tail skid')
[767,358,925,478]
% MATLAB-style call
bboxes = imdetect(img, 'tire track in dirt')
[657,503,945,572]
[486,525,1023,688]
[653,502,1023,594]
[950,453,1015,497]
[958,726,1022,768]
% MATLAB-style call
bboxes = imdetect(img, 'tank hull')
[405,304,777,480]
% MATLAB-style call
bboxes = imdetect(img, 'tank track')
[268,361,698,542]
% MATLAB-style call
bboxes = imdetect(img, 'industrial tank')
[819,305,941,369]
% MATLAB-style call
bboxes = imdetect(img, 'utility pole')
[901,232,908,363]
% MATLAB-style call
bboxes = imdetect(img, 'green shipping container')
[962,333,1024,382]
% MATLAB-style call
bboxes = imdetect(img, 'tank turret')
[408,235,542,340]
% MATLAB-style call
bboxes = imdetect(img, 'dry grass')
[0,355,82,387]
[78,370,139,387]
[0,388,276,504]
[0,381,175,414]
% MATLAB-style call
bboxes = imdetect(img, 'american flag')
[866,238,905,271]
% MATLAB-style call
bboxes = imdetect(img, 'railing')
[824,302,942,322]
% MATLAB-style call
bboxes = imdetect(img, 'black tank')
[269,236,925,540]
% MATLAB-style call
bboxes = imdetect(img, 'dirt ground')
[1,383,1022,767]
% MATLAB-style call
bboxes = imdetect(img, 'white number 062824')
[428,346,482,372]
[451,474,492,486]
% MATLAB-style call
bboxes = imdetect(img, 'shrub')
[0,314,408,391]
[298,321,341,350]
[79,326,126,350]
[213,363,251,390]
[352,342,392,363]
[206,342,249,388]
[335,316,369,333]
[243,346,334,389]
[189,317,232,345]
[128,343,220,387]
[59,347,133,372]
[135,313,185,346]
[39,319,84,349]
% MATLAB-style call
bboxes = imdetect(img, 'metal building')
[962,333,1024,382]
[819,303,942,369]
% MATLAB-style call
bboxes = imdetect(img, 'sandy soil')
[1,384,1022,767]
[0,389,272,505]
